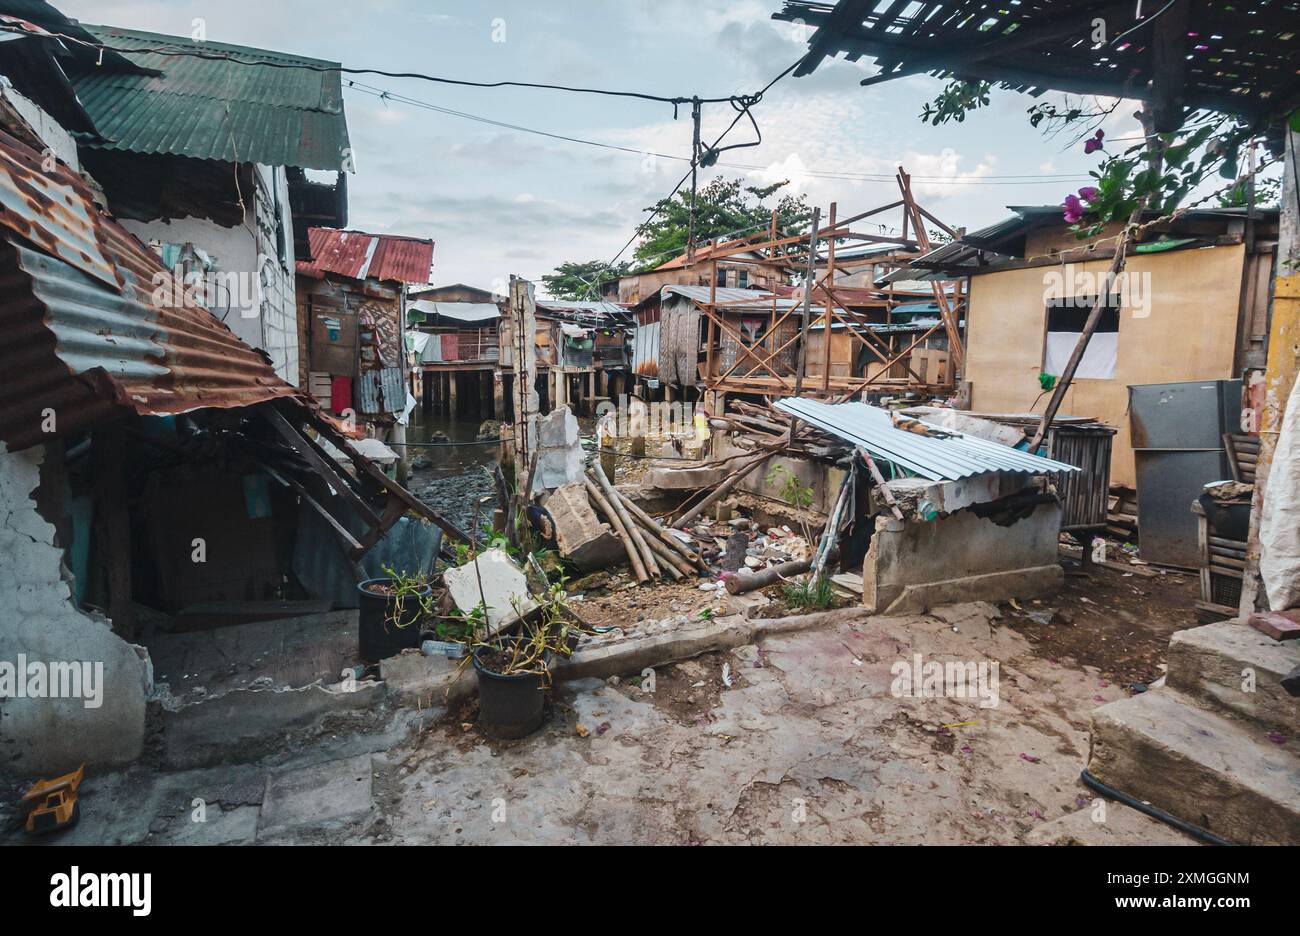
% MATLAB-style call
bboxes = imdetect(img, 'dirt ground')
[355,600,1193,845]
[1005,556,1199,690]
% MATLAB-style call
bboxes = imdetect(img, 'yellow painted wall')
[965,243,1245,486]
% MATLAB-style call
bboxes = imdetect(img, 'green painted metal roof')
[69,25,351,171]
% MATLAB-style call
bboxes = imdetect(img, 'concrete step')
[1088,689,1300,845]
[1166,620,1299,733]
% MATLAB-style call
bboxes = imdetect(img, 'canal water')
[404,411,503,536]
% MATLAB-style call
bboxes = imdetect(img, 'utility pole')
[686,97,702,265]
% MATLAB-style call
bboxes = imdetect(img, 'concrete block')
[863,500,1062,613]
[725,590,771,619]
[1167,620,1299,733]
[1087,690,1300,845]
[542,482,624,571]
[257,753,375,841]
[443,547,538,629]
[533,406,584,493]
[643,462,731,491]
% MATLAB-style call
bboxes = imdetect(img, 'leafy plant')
[783,575,838,611]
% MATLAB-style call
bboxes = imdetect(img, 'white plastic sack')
[1260,374,1300,610]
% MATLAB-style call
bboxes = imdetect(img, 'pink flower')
[1077,185,1099,203]
[1084,129,1105,154]
[1062,194,1085,224]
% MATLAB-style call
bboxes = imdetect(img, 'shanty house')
[616,242,787,306]
[64,24,352,385]
[407,284,505,421]
[295,227,435,429]
[901,206,1278,487]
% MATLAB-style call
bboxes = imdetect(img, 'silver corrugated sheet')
[773,398,1080,481]
[355,366,405,415]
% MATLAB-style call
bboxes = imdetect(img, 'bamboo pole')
[670,450,771,529]
[590,461,660,578]
[614,490,708,570]
[634,524,694,578]
[584,477,648,583]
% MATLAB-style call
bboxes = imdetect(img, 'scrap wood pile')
[581,462,708,584]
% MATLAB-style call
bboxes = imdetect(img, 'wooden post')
[789,206,822,437]
[508,276,539,496]
[822,202,836,391]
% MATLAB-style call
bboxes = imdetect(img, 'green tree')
[541,259,630,300]
[632,177,810,269]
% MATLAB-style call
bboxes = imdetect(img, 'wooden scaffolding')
[691,169,965,401]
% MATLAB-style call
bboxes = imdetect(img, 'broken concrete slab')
[1167,620,1300,733]
[1087,689,1300,845]
[148,611,360,701]
[444,547,538,630]
[643,460,733,491]
[542,481,624,571]
[257,753,376,842]
[533,406,584,494]
[158,680,385,770]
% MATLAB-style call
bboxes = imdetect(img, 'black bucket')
[357,579,430,663]
[472,642,551,739]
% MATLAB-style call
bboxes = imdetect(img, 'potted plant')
[357,567,433,663]
[464,583,583,739]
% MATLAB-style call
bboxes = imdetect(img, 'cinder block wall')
[0,444,151,777]
[863,500,1064,613]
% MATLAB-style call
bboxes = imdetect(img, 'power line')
[345,80,1094,184]
[5,24,759,109]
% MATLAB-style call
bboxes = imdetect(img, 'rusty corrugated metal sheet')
[297,227,433,285]
[0,127,302,452]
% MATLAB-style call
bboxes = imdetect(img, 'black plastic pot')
[357,578,430,663]
[472,642,551,739]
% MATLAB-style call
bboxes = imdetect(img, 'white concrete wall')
[120,164,299,384]
[0,444,151,777]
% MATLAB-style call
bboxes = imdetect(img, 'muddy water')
[404,412,502,535]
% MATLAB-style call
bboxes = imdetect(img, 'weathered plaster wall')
[0,444,151,777]
[120,164,298,384]
[963,244,1244,486]
[863,500,1064,613]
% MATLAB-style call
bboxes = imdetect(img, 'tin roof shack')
[765,399,1079,614]
[295,227,434,445]
[534,299,633,417]
[616,242,788,306]
[900,206,1278,487]
[0,88,468,776]
[407,286,505,423]
[59,25,352,388]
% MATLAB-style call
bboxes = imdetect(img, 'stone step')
[1088,689,1300,845]
[1166,620,1299,733]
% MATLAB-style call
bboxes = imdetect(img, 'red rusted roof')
[297,227,433,285]
[0,127,303,453]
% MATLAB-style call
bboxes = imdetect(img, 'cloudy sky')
[59,0,1147,291]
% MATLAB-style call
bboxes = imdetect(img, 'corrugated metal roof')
[69,25,351,171]
[409,300,499,323]
[773,398,1079,482]
[662,284,803,311]
[297,227,433,285]
[0,126,301,452]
